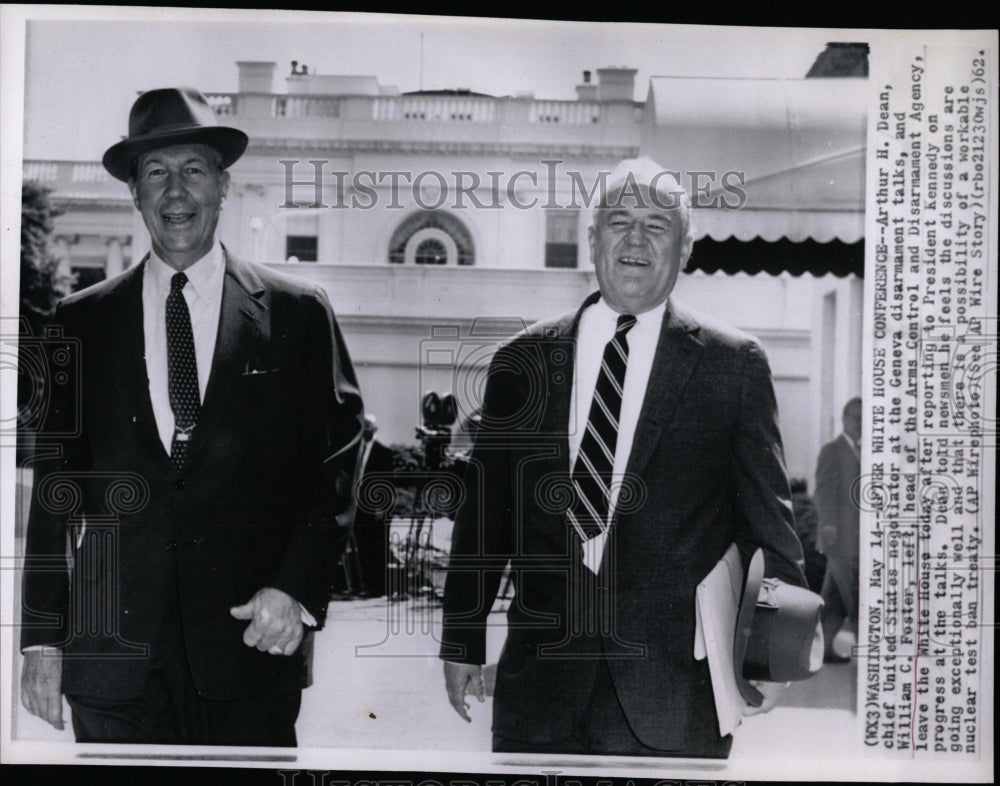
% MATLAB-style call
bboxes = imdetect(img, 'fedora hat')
[734,549,825,707]
[102,86,248,182]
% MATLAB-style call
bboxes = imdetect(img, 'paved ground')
[12,593,857,752]
[302,595,858,754]
[10,498,860,772]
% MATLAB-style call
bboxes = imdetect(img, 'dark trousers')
[820,555,858,652]
[493,658,732,758]
[66,563,301,746]
[66,669,301,747]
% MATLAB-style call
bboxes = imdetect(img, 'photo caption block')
[863,40,996,758]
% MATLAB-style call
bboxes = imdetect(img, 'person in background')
[351,415,397,598]
[815,396,862,663]
[790,477,826,593]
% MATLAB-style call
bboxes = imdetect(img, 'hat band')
[131,120,220,137]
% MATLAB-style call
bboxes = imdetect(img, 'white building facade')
[23,57,866,480]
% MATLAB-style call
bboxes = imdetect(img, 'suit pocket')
[239,368,282,385]
[237,368,284,404]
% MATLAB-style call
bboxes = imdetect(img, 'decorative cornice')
[247,138,639,159]
[232,182,268,197]
[51,196,132,211]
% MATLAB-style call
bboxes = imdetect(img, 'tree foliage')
[20,182,73,336]
[18,183,74,457]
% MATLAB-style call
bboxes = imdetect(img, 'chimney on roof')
[237,61,277,93]
[806,43,870,77]
[576,68,598,101]
[596,66,637,102]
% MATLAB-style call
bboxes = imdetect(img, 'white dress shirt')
[570,296,667,570]
[142,242,316,626]
[142,242,225,454]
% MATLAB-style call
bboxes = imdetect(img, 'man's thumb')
[229,602,254,619]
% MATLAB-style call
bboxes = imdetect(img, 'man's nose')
[164,171,186,197]
[625,220,646,243]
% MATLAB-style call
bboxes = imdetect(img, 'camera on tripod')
[415,390,458,470]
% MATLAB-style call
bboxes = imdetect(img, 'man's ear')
[219,169,231,201]
[587,225,596,266]
[128,179,140,211]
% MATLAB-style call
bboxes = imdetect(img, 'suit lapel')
[623,300,703,481]
[105,257,171,469]
[182,249,267,470]
[541,292,600,465]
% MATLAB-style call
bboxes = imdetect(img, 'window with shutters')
[545,209,579,268]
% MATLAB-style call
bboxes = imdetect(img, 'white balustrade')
[206,93,237,116]
[22,161,58,182]
[204,91,607,128]
[271,95,343,118]
[372,96,497,123]
[529,100,600,125]
[71,162,111,183]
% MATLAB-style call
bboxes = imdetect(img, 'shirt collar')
[590,295,668,336]
[146,241,224,301]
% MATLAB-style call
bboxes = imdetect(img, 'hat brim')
[102,126,248,182]
[733,548,765,708]
[734,549,826,707]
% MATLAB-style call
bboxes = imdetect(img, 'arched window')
[414,237,448,265]
[388,210,474,265]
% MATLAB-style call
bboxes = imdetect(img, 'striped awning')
[688,236,863,278]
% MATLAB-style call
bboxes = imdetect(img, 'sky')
[13,7,852,161]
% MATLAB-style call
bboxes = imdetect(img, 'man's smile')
[161,211,197,226]
[617,255,650,266]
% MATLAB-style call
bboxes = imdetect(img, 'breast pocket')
[238,368,284,402]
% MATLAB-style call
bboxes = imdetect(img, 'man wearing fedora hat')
[440,157,809,756]
[20,86,364,745]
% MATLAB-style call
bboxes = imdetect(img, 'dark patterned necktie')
[166,272,200,474]
[567,313,637,544]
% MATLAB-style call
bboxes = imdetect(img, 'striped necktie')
[567,313,637,545]
[166,272,200,474]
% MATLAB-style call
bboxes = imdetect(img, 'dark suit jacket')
[21,249,363,701]
[814,434,861,565]
[441,293,806,752]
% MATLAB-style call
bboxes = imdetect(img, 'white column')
[131,210,150,263]
[52,235,72,278]
[105,236,124,277]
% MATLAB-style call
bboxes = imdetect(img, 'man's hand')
[741,680,788,717]
[230,587,304,656]
[443,661,485,723]
[21,648,64,730]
